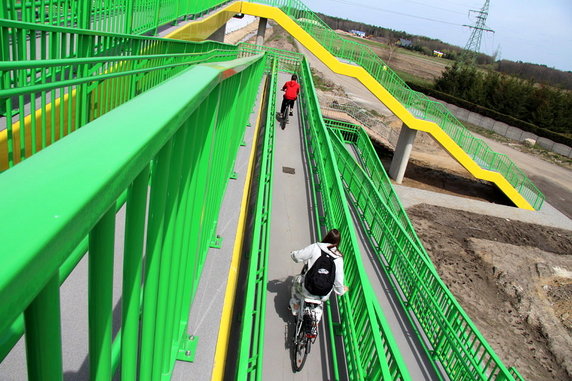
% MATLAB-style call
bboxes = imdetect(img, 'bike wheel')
[293,332,308,372]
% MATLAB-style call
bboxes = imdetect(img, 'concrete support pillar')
[208,23,226,42]
[389,123,418,184]
[256,17,268,45]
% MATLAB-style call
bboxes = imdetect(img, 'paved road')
[474,133,572,219]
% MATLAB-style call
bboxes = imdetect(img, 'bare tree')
[386,39,398,64]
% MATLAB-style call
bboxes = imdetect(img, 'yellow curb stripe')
[211,79,266,381]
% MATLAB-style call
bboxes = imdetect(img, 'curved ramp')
[182,1,544,211]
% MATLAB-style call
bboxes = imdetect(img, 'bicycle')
[292,297,321,371]
[278,111,288,130]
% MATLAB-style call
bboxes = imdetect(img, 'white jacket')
[290,242,346,297]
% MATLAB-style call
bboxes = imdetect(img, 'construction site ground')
[236,21,572,380]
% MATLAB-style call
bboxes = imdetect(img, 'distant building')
[350,29,366,38]
[398,38,412,47]
[433,50,444,58]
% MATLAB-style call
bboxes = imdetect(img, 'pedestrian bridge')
[0,1,535,380]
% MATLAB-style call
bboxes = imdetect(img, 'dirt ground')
[254,23,572,380]
[408,205,572,380]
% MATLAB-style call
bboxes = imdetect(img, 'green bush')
[433,63,572,136]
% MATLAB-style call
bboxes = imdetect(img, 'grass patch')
[310,68,334,91]
[392,69,434,88]
[367,108,382,118]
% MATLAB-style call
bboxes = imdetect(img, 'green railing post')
[140,141,173,381]
[152,126,187,380]
[153,0,162,35]
[88,207,116,381]
[24,275,63,381]
[121,166,151,381]
[78,0,93,30]
[126,0,135,34]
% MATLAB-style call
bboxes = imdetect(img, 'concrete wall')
[435,98,572,158]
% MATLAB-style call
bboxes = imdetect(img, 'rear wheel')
[293,331,308,371]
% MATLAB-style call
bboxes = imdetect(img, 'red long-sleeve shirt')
[282,80,300,100]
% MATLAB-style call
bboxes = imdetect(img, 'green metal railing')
[326,119,428,259]
[0,54,266,380]
[0,0,233,34]
[243,0,544,210]
[0,19,244,169]
[299,56,411,380]
[329,126,518,380]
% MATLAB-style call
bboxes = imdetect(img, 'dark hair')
[321,229,340,247]
[291,74,298,81]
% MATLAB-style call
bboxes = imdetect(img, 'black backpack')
[304,249,336,296]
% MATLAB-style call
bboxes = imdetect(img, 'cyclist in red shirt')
[280,74,300,119]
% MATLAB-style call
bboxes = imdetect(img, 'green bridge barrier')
[0,54,265,380]
[0,19,244,169]
[234,57,278,379]
[326,119,427,259]
[327,124,519,380]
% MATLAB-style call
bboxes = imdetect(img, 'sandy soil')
[408,204,572,380]
[249,24,572,380]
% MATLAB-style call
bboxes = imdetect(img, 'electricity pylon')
[460,0,494,65]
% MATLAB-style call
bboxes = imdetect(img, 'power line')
[324,0,466,27]
[399,0,467,15]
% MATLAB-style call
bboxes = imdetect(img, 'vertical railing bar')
[139,140,173,381]
[88,206,116,381]
[23,274,63,380]
[121,165,150,380]
[152,126,187,379]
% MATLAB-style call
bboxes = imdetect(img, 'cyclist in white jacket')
[289,229,348,318]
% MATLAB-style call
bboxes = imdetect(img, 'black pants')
[280,97,295,115]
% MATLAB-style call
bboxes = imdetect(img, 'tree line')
[316,13,572,91]
[434,63,572,137]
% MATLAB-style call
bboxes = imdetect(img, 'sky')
[302,0,572,72]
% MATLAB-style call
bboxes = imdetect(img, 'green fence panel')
[330,127,519,379]
[325,119,429,260]
[235,58,277,380]
[0,54,265,380]
[0,19,245,169]
[299,56,411,381]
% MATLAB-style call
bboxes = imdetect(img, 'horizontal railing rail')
[0,0,235,34]
[0,53,266,380]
